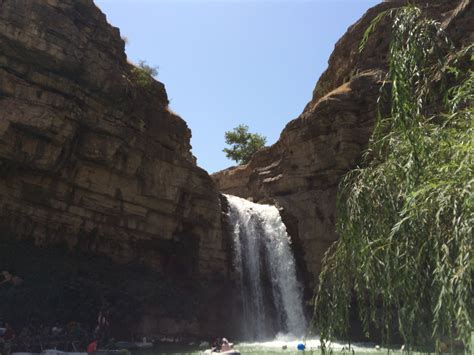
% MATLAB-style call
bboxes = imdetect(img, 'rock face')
[0,0,232,338]
[213,0,473,288]
[0,0,227,277]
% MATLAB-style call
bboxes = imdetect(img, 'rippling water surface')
[145,336,411,354]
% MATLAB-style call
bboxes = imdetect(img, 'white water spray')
[226,194,306,341]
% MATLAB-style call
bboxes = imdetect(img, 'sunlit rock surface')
[0,0,231,337]
[0,0,227,276]
[213,0,473,287]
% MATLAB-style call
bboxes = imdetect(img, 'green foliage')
[314,5,473,352]
[137,60,158,77]
[131,60,158,87]
[223,124,267,165]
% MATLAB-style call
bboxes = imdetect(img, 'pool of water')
[145,337,408,355]
[141,332,474,354]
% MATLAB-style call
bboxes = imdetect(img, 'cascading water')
[226,194,307,341]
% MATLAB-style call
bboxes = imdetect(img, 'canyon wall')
[0,0,231,337]
[0,0,227,277]
[213,0,473,288]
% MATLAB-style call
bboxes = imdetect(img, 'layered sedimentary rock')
[0,0,227,278]
[213,0,473,287]
[0,0,235,337]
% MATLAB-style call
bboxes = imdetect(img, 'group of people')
[0,309,111,354]
[0,320,90,354]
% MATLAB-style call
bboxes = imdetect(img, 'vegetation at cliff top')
[314,5,473,352]
[132,60,158,87]
[223,124,267,165]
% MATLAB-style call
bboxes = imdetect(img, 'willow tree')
[313,5,473,351]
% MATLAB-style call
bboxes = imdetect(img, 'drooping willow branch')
[313,5,473,352]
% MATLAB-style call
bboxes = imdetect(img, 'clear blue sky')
[94,0,380,173]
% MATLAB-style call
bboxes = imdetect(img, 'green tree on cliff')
[223,124,267,165]
[313,5,473,352]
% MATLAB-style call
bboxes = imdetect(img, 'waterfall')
[225,194,306,341]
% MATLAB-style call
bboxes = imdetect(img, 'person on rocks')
[2,323,15,341]
[0,271,10,287]
[96,309,110,346]
[67,322,87,351]
[87,338,98,354]
[18,326,33,352]
[220,338,233,352]
[104,337,116,350]
[97,310,109,331]
[1,323,16,355]
[0,271,23,287]
[52,323,63,338]
[211,337,222,352]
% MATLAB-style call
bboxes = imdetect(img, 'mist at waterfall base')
[225,194,307,342]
